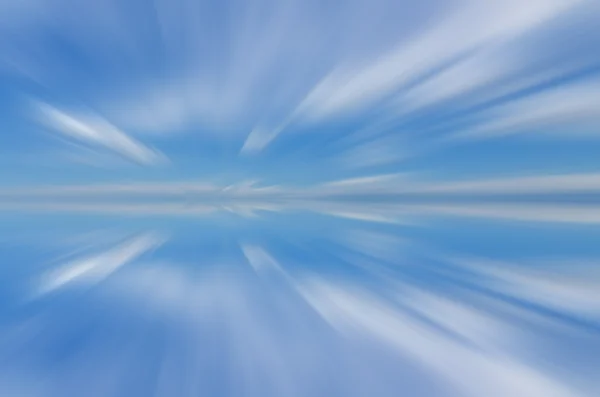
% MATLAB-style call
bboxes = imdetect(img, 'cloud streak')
[36,102,166,166]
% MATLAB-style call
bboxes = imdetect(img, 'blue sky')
[0,0,600,186]
[1,0,600,396]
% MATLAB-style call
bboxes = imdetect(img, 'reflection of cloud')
[403,203,600,223]
[299,279,581,397]
[0,1,598,396]
[37,232,165,295]
[306,202,600,224]
[6,209,599,397]
[6,172,600,198]
[450,257,600,321]
[241,244,283,274]
[0,182,221,196]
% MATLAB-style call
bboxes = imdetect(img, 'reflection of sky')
[1,0,600,396]
[1,213,600,396]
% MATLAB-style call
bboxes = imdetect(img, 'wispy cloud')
[447,80,600,141]
[297,0,581,120]
[240,126,284,155]
[36,102,166,165]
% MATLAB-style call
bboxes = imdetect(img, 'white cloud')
[0,182,221,197]
[449,80,600,140]
[36,102,166,165]
[297,0,581,120]
[240,126,285,155]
